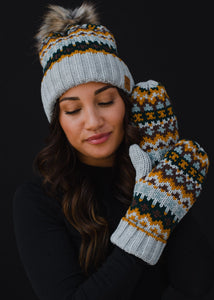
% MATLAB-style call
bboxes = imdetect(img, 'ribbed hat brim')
[41,52,134,122]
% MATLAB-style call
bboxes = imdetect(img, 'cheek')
[59,117,79,143]
[112,104,126,130]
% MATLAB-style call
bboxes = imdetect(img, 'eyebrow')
[94,85,115,95]
[59,85,115,103]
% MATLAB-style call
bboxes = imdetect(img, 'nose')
[84,107,104,131]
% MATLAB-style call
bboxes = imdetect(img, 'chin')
[78,147,116,166]
[90,151,115,160]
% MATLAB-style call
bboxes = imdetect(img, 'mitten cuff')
[110,219,166,265]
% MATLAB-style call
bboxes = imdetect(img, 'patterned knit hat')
[36,3,134,122]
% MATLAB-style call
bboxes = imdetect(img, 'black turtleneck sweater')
[13,164,214,300]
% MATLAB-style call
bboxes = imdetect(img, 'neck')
[77,153,115,167]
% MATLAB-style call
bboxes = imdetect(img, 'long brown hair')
[34,89,141,274]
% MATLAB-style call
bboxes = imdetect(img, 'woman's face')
[59,82,126,167]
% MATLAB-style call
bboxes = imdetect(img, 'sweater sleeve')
[162,212,214,299]
[13,181,150,300]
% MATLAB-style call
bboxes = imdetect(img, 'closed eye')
[65,109,81,115]
[64,100,114,114]
[99,100,114,106]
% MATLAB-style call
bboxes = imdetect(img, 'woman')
[13,3,213,299]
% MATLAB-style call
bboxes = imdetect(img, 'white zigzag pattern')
[135,158,202,221]
[134,180,189,222]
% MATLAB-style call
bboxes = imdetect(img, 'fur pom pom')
[35,2,100,50]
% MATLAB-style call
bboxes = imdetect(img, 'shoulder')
[14,177,50,206]
[14,178,43,200]
[13,177,62,224]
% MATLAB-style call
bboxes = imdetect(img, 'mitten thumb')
[129,144,152,181]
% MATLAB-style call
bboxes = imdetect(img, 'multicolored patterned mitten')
[131,80,179,166]
[111,139,209,265]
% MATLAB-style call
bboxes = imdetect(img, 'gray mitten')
[111,140,209,265]
[131,80,179,166]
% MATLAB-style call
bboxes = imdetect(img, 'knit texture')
[131,80,179,166]
[39,23,134,122]
[111,140,209,265]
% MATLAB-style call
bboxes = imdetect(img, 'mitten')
[131,80,179,166]
[111,139,209,265]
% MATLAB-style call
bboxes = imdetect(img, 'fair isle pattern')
[123,200,174,243]
[39,24,118,75]
[111,139,209,265]
[39,23,134,122]
[131,80,179,166]
[124,139,209,243]
[39,24,116,57]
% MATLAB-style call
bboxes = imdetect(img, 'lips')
[86,132,112,145]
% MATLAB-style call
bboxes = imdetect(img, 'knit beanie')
[35,3,134,122]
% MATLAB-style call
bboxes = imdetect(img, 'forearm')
[69,247,148,300]
[13,183,149,300]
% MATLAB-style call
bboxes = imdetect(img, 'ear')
[129,144,152,181]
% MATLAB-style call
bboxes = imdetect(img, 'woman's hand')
[111,139,209,265]
[131,80,179,166]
